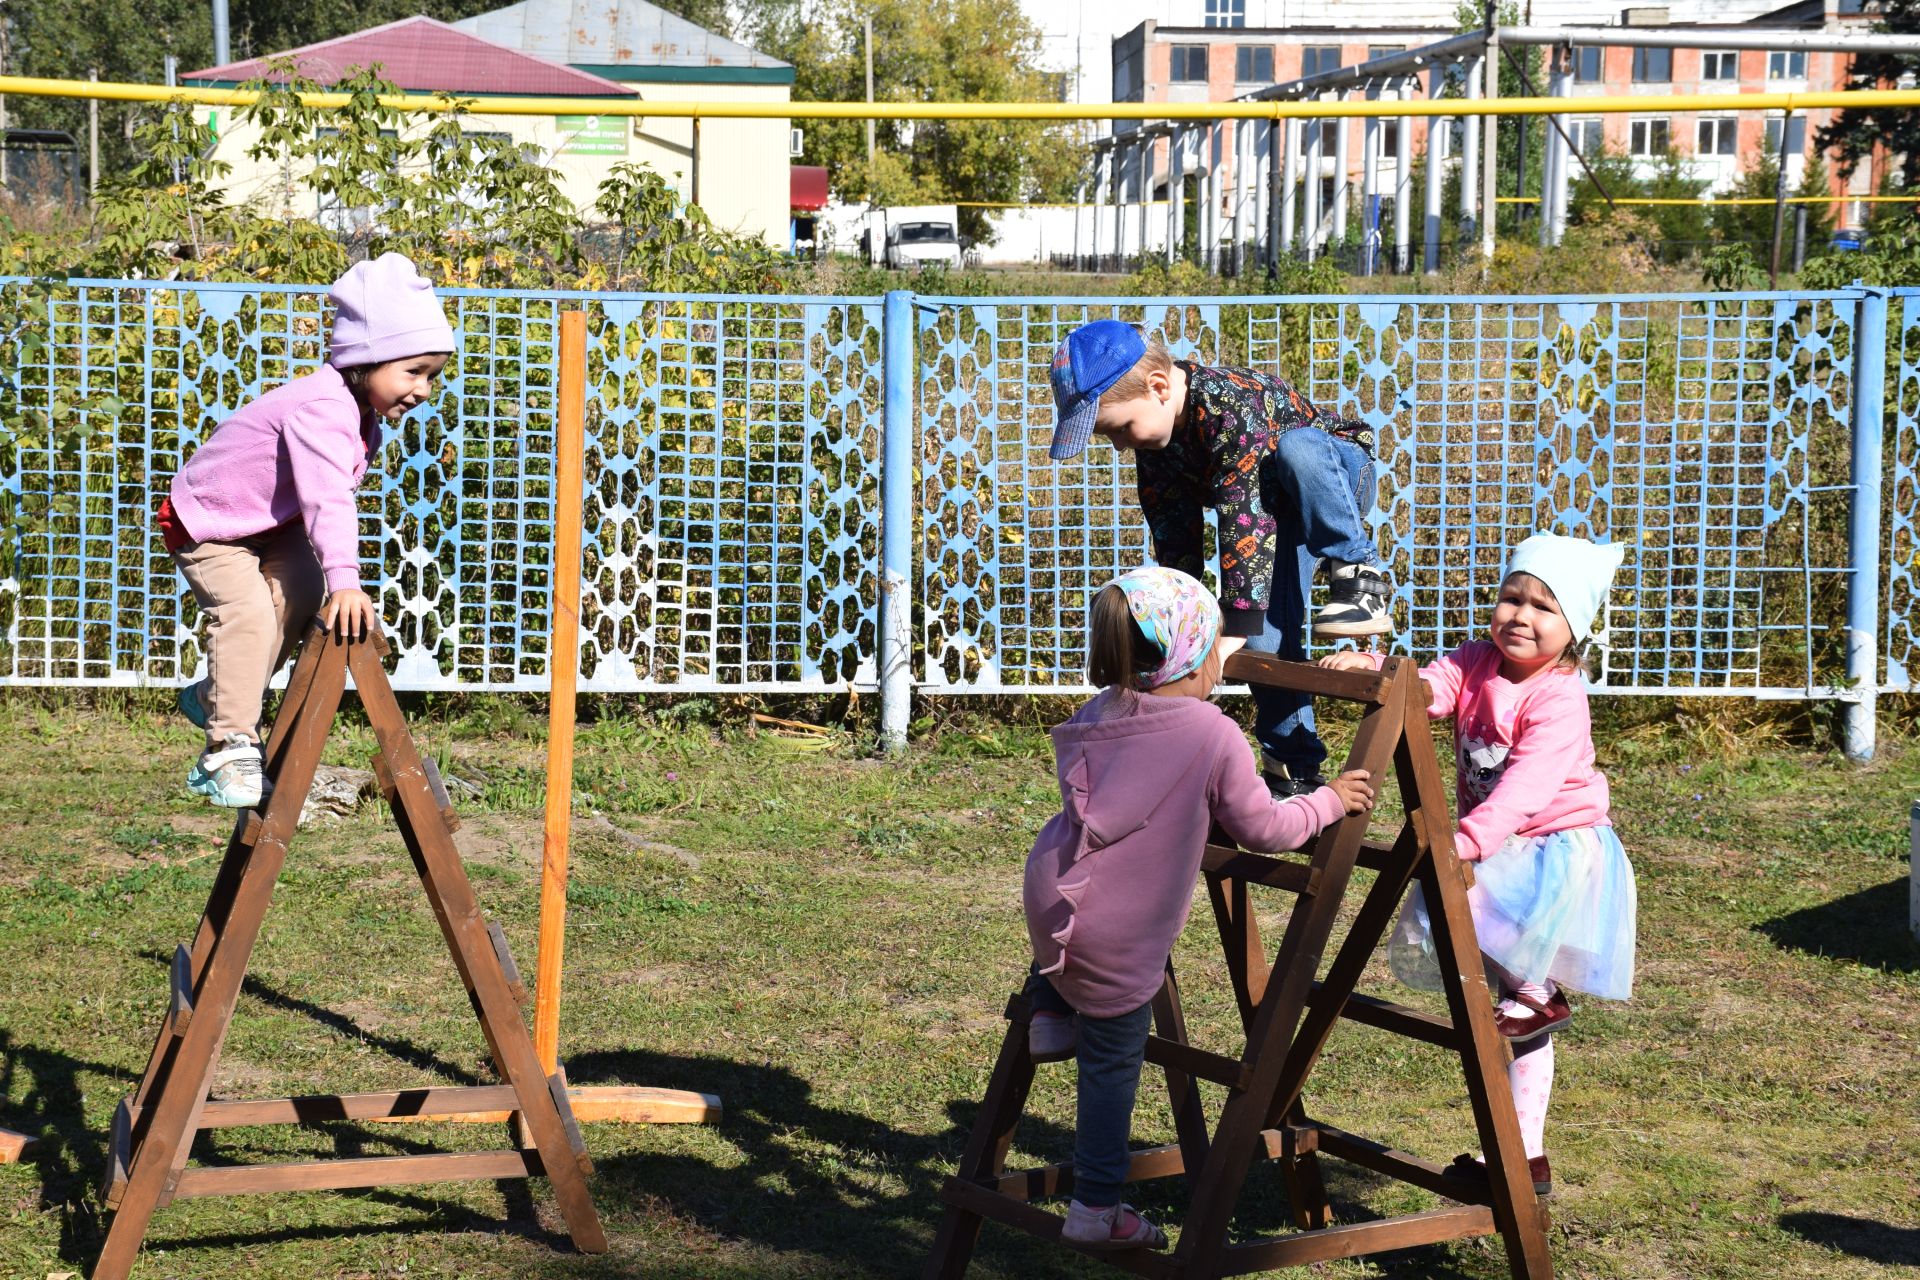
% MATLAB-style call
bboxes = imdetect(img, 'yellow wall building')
[185,4,795,248]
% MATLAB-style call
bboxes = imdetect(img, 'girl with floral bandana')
[1020,565,1374,1252]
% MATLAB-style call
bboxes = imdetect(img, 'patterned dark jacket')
[1135,362,1361,639]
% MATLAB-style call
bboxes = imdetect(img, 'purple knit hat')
[327,253,456,368]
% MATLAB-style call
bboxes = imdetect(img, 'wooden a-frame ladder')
[93,624,607,1280]
[925,653,1553,1279]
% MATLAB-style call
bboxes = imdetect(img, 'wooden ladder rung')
[170,1148,544,1199]
[1202,844,1320,894]
[183,1085,523,1128]
[1219,1204,1497,1274]
[102,1097,132,1209]
[1143,1034,1250,1090]
[980,1141,1188,1202]
[168,944,194,1035]
[545,1073,595,1177]
[488,920,529,1006]
[1309,1120,1491,1204]
[939,1176,1180,1278]
[1306,984,1459,1049]
[420,758,461,832]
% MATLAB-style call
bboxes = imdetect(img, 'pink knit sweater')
[1023,689,1348,1018]
[167,366,380,594]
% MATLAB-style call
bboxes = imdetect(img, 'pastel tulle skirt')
[1388,824,1637,1002]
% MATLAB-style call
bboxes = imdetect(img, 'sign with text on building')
[557,115,628,156]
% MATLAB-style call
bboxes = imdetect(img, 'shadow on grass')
[568,1046,1497,1279]
[0,1027,119,1266]
[135,948,485,1085]
[1753,878,1920,975]
[1780,1211,1920,1266]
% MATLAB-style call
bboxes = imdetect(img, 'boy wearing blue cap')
[1049,319,1392,796]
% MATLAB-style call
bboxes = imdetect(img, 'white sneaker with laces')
[187,734,268,809]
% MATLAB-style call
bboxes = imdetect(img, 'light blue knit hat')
[1504,534,1626,643]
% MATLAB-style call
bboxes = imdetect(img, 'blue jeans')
[1242,426,1378,779]
[1027,969,1154,1207]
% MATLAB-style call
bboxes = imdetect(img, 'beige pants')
[174,523,326,749]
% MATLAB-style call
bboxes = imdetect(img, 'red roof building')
[183,16,635,98]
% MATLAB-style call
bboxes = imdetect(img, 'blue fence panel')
[0,278,1879,708]
[914,291,1866,699]
[0,280,883,691]
[1886,288,1920,691]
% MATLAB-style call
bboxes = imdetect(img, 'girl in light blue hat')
[1320,532,1637,1198]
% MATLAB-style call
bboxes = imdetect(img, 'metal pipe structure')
[1361,92,1379,274]
[1279,117,1299,262]
[1423,67,1446,273]
[1481,26,1500,264]
[1244,30,1492,102]
[1394,80,1414,272]
[1128,140,1144,264]
[1539,47,1562,250]
[1111,142,1125,268]
[1332,96,1350,256]
[1168,128,1184,265]
[1304,108,1323,260]
[7,70,1918,121]
[1499,25,1920,53]
[1460,53,1481,246]
[1199,126,1215,271]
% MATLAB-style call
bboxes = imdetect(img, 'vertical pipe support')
[1845,286,1887,762]
[879,290,916,755]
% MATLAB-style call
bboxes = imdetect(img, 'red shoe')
[1446,1152,1552,1196]
[1494,989,1570,1042]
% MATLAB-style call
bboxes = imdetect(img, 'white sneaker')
[187,734,267,809]
[1062,1200,1169,1251]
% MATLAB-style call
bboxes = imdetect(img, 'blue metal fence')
[0,278,1897,756]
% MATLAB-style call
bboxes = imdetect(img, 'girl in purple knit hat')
[157,253,455,808]
[1021,566,1375,1251]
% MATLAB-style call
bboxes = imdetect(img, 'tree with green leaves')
[1711,140,1782,252]
[1815,0,1920,191]
[751,0,1084,241]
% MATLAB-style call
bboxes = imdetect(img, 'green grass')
[1,693,1917,1278]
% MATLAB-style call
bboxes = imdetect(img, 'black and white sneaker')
[1312,561,1394,637]
[1262,765,1327,799]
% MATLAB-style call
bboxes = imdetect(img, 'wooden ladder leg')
[1150,963,1211,1175]
[94,637,349,1280]
[1173,672,1411,1276]
[922,993,1039,1280]
[261,618,329,774]
[1203,867,1268,1035]
[350,642,607,1255]
[1398,680,1554,1280]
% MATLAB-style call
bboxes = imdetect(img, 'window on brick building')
[1702,51,1738,81]
[1302,46,1342,78]
[1631,47,1671,83]
[1573,47,1602,82]
[1764,115,1808,158]
[1696,117,1737,156]
[1768,50,1807,80]
[1629,118,1670,156]
[1236,45,1274,83]
[1171,45,1209,83]
[1570,117,1604,156]
[1205,0,1246,27]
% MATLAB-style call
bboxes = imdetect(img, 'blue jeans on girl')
[1027,969,1154,1207]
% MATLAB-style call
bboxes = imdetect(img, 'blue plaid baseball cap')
[1048,320,1147,461]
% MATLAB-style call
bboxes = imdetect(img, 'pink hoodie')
[1361,641,1612,860]
[167,365,379,594]
[1024,689,1348,1018]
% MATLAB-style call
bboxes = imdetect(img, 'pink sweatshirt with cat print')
[1362,640,1612,860]
[1023,688,1348,1018]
